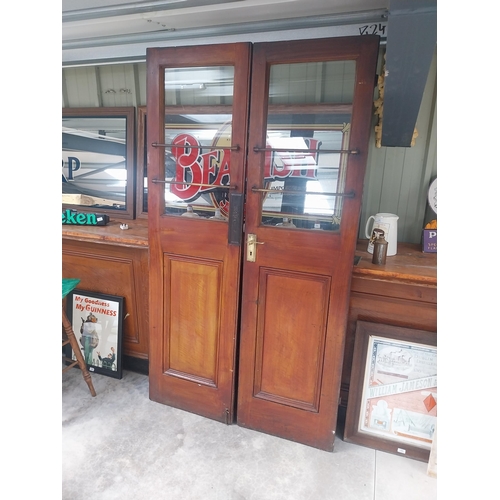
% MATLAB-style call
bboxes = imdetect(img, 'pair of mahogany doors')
[147,35,379,451]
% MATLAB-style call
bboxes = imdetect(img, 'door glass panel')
[261,61,355,231]
[161,66,234,219]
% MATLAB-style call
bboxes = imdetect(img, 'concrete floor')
[62,369,437,500]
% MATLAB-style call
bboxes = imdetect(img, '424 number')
[359,23,387,36]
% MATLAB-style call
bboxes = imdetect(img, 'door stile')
[324,38,381,422]
[147,48,167,407]
[225,44,253,420]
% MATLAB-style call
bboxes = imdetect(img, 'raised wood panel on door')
[62,240,149,359]
[164,255,222,387]
[254,269,330,412]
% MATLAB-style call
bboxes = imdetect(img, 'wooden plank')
[427,421,437,477]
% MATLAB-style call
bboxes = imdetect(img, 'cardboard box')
[422,229,437,253]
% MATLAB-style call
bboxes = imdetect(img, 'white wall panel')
[62,67,100,107]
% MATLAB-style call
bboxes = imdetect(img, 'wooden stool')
[62,279,96,397]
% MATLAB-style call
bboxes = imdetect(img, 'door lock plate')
[247,234,257,262]
[246,233,263,262]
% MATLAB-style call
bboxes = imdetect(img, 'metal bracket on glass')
[253,146,359,155]
[261,211,340,223]
[152,142,240,151]
[251,187,355,198]
[152,179,236,190]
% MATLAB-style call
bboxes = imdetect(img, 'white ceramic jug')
[365,213,399,256]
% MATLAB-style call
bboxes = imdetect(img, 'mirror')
[62,107,135,219]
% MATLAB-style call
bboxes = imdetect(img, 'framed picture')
[344,321,437,462]
[64,289,124,379]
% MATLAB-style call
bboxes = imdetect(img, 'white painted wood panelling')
[98,64,144,108]
[62,63,147,108]
[62,66,101,108]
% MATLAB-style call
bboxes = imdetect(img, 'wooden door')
[236,37,379,451]
[146,36,379,447]
[147,43,251,423]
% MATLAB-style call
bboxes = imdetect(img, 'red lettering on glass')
[170,133,320,203]
[170,134,202,201]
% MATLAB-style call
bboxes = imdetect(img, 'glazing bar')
[252,187,354,197]
[253,146,358,154]
[152,142,240,151]
[151,179,236,190]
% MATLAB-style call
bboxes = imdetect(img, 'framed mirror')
[62,107,136,219]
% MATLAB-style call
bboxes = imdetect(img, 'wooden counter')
[62,220,150,367]
[340,240,437,408]
[62,219,148,248]
[62,227,437,389]
[353,240,436,286]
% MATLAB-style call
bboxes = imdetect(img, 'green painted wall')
[359,49,437,244]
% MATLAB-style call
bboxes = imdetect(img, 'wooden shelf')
[62,219,148,248]
[353,240,436,286]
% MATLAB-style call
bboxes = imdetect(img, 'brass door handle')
[246,234,264,262]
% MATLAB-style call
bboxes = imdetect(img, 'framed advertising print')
[65,289,124,379]
[344,321,437,462]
